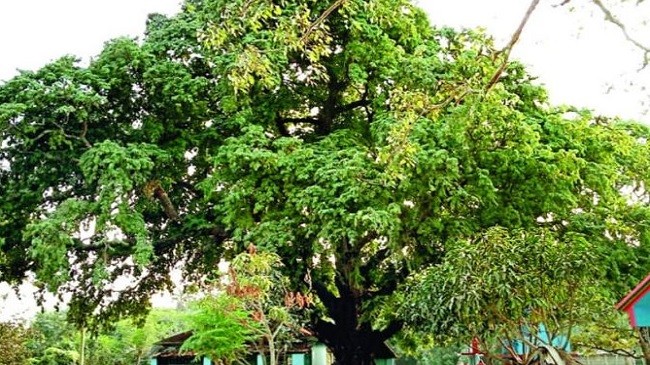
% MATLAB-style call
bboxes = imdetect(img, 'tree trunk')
[313,281,401,365]
[329,338,380,365]
[268,334,277,365]
[638,327,650,365]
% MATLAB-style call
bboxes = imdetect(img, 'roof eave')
[616,273,650,311]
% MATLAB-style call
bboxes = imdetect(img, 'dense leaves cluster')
[0,6,223,324]
[2,0,650,364]
[0,321,31,365]
[403,226,612,363]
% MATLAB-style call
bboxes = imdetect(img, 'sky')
[1,0,649,121]
[1,0,650,320]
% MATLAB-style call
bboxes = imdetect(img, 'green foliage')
[27,311,78,365]
[35,348,79,365]
[571,315,641,356]
[405,227,598,339]
[26,309,187,365]
[419,347,461,365]
[183,295,261,363]
[184,251,307,365]
[0,321,32,365]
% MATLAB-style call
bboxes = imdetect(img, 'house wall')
[375,359,396,365]
[291,353,307,365]
[153,342,393,365]
[508,324,571,355]
[632,293,650,327]
[312,343,329,365]
[152,356,207,365]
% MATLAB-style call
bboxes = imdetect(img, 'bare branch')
[31,129,56,143]
[574,343,642,359]
[152,183,179,220]
[80,120,92,148]
[50,120,92,148]
[336,98,369,113]
[486,0,542,91]
[554,0,571,6]
[592,0,650,69]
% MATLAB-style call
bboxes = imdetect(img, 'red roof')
[616,273,650,311]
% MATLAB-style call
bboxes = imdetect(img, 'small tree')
[404,227,610,365]
[184,249,310,365]
[183,294,260,364]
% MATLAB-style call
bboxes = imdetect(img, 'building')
[150,331,396,365]
[616,273,650,328]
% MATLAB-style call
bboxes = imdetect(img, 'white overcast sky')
[1,0,650,320]
[0,0,649,121]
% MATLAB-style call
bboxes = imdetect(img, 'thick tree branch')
[73,226,226,255]
[364,277,398,298]
[486,0,541,91]
[51,120,93,148]
[377,320,403,339]
[80,120,92,148]
[359,247,390,277]
[319,67,346,135]
[146,181,179,220]
[275,113,291,136]
[299,0,346,45]
[336,98,369,114]
[312,280,338,310]
[31,129,56,143]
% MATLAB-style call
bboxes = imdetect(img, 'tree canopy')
[2,1,650,364]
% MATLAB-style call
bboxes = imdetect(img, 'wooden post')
[80,327,86,365]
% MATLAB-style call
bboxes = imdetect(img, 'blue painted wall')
[633,292,650,327]
[509,324,571,355]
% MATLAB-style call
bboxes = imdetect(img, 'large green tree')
[2,1,650,364]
